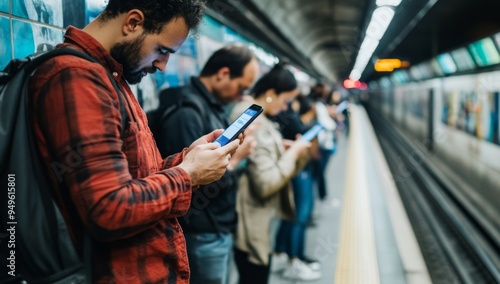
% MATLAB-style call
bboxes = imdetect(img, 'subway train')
[368,67,500,232]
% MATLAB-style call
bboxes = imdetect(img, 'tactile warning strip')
[334,106,380,284]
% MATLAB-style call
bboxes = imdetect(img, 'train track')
[367,108,500,284]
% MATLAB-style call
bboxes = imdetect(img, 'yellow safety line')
[334,106,380,284]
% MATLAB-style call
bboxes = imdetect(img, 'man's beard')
[110,34,150,84]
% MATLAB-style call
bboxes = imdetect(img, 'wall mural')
[85,0,107,24]
[13,19,63,58]
[13,0,63,27]
[63,0,86,28]
[0,1,9,13]
[0,16,12,70]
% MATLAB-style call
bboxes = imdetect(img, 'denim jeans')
[275,165,314,258]
[312,148,334,200]
[184,232,233,284]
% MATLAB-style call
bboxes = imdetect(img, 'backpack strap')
[159,95,210,135]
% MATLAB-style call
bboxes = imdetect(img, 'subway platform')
[231,105,431,284]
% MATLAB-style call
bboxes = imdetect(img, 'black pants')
[234,248,270,284]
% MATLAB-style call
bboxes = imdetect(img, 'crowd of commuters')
[21,0,349,283]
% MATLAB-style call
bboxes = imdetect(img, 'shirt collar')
[61,26,124,79]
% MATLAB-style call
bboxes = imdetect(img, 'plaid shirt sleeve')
[33,64,192,242]
[162,149,194,216]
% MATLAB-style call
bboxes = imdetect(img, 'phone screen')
[300,124,324,142]
[213,104,263,146]
[335,101,349,113]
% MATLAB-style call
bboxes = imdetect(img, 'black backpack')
[0,48,128,283]
[147,87,209,157]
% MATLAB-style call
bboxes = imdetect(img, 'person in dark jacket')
[150,45,259,284]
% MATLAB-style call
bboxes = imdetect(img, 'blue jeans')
[312,148,334,200]
[275,165,314,258]
[184,232,233,284]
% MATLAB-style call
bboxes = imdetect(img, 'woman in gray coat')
[231,63,311,284]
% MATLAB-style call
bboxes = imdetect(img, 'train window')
[468,37,500,67]
[437,53,458,74]
[409,66,422,80]
[493,33,500,54]
[390,70,410,84]
[451,48,476,71]
[431,59,445,76]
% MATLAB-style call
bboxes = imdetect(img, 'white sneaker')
[282,259,322,281]
[301,257,321,271]
[271,253,288,272]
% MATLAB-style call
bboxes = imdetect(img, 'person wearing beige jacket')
[230,63,311,284]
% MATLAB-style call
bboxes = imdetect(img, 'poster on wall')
[13,19,63,59]
[13,0,63,28]
[441,90,499,145]
[178,37,197,58]
[0,1,9,13]
[177,56,198,84]
[197,35,224,68]
[0,16,12,70]
[156,55,199,90]
[479,92,500,144]
[86,0,107,24]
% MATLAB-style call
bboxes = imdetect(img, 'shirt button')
[112,72,118,77]
[180,271,189,279]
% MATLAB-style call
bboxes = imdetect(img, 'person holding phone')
[270,95,322,281]
[26,1,242,283]
[231,62,311,284]
[151,45,259,284]
[309,83,337,202]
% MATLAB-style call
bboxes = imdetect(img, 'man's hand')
[178,139,240,185]
[187,129,225,152]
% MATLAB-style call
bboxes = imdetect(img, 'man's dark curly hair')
[100,0,205,34]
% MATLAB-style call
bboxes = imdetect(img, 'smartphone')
[300,124,324,142]
[213,104,263,146]
[335,101,349,113]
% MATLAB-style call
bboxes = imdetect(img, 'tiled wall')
[0,0,88,70]
[0,1,276,111]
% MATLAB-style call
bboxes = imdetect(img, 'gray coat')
[231,100,309,266]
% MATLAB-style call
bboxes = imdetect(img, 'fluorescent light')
[350,70,362,81]
[359,37,380,54]
[348,6,397,80]
[366,7,395,40]
[376,0,402,7]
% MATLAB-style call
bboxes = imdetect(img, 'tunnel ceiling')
[206,0,500,83]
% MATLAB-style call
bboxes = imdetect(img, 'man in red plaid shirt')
[29,0,241,283]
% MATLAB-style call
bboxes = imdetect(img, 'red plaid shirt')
[29,27,192,283]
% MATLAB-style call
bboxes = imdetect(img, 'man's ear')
[122,9,145,36]
[216,67,231,81]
